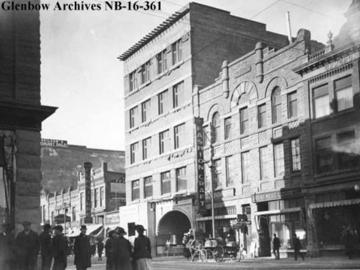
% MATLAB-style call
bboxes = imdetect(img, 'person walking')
[105,230,116,270]
[133,225,152,270]
[16,221,40,270]
[74,225,91,270]
[97,240,104,261]
[0,223,16,270]
[39,223,53,270]
[111,227,132,270]
[293,234,304,261]
[52,225,69,270]
[272,233,280,260]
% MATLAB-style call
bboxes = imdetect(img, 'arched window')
[211,112,220,143]
[271,87,281,124]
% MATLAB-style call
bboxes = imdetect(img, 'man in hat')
[74,225,91,270]
[39,223,53,270]
[133,225,152,270]
[52,225,69,270]
[111,227,132,270]
[16,221,40,270]
[0,223,16,270]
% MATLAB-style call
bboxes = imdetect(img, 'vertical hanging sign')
[195,117,206,215]
[84,162,93,223]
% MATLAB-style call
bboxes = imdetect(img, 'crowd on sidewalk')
[0,221,152,270]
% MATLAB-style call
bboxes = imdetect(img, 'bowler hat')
[135,225,146,232]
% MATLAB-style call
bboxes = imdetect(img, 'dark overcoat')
[111,236,132,270]
[74,233,91,268]
[52,234,68,270]
[16,230,40,270]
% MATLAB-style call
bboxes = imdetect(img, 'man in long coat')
[111,227,132,270]
[74,225,91,270]
[0,223,16,270]
[52,225,68,270]
[39,223,53,270]
[16,221,40,270]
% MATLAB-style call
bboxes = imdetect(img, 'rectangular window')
[80,192,83,211]
[140,61,151,84]
[241,152,250,183]
[259,147,268,180]
[141,99,150,123]
[315,137,333,174]
[72,206,76,221]
[224,117,232,140]
[287,91,298,118]
[240,107,248,134]
[94,188,98,208]
[176,167,187,191]
[130,142,138,164]
[142,137,151,160]
[313,84,330,118]
[100,186,104,207]
[291,138,301,172]
[131,180,140,201]
[213,159,222,189]
[274,143,284,177]
[171,39,183,65]
[258,104,266,128]
[144,176,153,198]
[129,71,137,92]
[161,171,171,195]
[158,90,167,115]
[129,106,137,128]
[157,49,167,74]
[159,129,169,154]
[335,75,353,112]
[173,81,184,108]
[225,155,236,187]
[174,123,185,149]
[337,130,358,170]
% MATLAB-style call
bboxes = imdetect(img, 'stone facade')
[119,2,290,256]
[0,0,56,232]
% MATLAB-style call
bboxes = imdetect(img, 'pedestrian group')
[0,221,152,270]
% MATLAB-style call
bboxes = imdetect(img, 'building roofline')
[118,4,190,61]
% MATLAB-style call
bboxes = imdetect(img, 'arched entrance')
[157,210,191,247]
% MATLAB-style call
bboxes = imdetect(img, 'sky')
[40,0,352,150]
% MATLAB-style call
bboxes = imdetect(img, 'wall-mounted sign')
[195,117,206,215]
[41,138,68,147]
[84,162,93,223]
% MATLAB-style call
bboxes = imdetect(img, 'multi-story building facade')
[40,162,125,234]
[196,28,323,256]
[118,2,289,255]
[294,0,360,256]
[0,0,56,231]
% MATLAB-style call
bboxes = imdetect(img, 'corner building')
[196,29,323,256]
[119,2,288,255]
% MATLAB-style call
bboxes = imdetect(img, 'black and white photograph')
[1,0,360,269]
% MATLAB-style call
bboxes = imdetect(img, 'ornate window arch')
[230,81,258,109]
[211,112,220,144]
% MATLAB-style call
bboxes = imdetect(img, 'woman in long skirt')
[133,225,152,270]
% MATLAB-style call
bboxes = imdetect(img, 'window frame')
[224,117,232,140]
[141,99,150,123]
[273,143,285,177]
[129,106,137,128]
[257,104,266,129]
[313,83,330,119]
[161,171,171,195]
[290,138,301,172]
[287,91,298,119]
[142,137,151,160]
[176,166,187,192]
[130,142,138,164]
[271,87,282,124]
[158,90,167,115]
[144,176,153,198]
[159,129,169,154]
[131,180,140,201]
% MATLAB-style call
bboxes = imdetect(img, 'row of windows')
[128,38,183,92]
[129,81,184,129]
[313,75,353,119]
[79,186,105,211]
[315,129,359,174]
[211,139,300,188]
[209,90,298,143]
[131,166,187,201]
[130,123,185,164]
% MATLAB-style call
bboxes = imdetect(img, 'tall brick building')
[118,2,289,255]
[0,1,56,231]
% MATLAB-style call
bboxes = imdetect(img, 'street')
[66,256,360,270]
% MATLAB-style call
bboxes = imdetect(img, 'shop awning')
[85,224,103,236]
[253,207,302,230]
[309,198,360,210]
